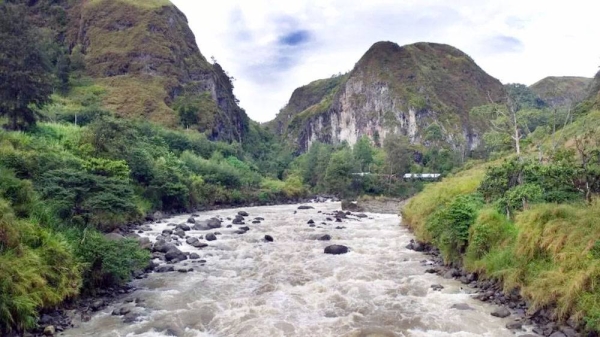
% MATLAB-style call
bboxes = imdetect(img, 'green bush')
[75,230,149,293]
[465,208,516,264]
[0,200,81,334]
[425,193,484,263]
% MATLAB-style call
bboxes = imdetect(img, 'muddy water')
[61,202,532,337]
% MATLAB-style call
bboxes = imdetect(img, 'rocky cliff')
[271,41,505,152]
[530,76,592,108]
[24,0,248,142]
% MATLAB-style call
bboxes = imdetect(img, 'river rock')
[137,237,152,250]
[239,226,250,231]
[252,220,261,224]
[232,215,245,224]
[105,232,124,241]
[324,245,349,255]
[309,224,316,227]
[297,205,314,210]
[318,234,331,241]
[165,248,186,262]
[152,241,177,253]
[255,217,265,221]
[174,229,185,238]
[355,213,368,218]
[238,211,249,216]
[189,253,200,259]
[491,307,511,318]
[162,229,173,236]
[431,284,444,291]
[451,303,473,310]
[548,332,567,337]
[233,230,247,234]
[505,320,523,330]
[205,233,217,241]
[90,299,105,311]
[155,265,174,273]
[43,325,56,336]
[264,235,274,242]
[307,219,315,224]
[187,217,196,224]
[176,224,191,231]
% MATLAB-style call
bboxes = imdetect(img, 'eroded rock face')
[270,41,506,153]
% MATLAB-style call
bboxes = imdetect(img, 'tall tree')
[0,4,53,130]
[353,135,374,172]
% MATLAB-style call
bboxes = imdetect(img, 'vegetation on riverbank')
[402,111,600,330]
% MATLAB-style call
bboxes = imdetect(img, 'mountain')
[270,41,505,152]
[529,76,592,108]
[24,0,248,141]
[585,71,600,111]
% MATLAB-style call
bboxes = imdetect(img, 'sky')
[171,0,600,122]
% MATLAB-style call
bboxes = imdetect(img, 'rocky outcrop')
[24,0,248,142]
[271,41,505,153]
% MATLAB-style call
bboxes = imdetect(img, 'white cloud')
[172,0,600,122]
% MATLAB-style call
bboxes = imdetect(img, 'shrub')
[425,193,484,263]
[75,230,149,293]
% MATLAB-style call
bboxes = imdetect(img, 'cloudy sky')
[172,0,600,122]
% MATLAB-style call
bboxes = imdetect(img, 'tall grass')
[402,165,485,241]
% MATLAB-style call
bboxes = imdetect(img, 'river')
[61,202,534,337]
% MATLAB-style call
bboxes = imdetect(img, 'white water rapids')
[61,202,534,337]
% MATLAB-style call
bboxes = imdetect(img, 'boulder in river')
[238,211,249,216]
[193,219,220,230]
[297,205,314,210]
[186,237,208,248]
[165,248,186,262]
[137,237,152,250]
[187,217,196,224]
[318,234,331,241]
[252,220,261,224]
[155,265,174,273]
[450,303,473,310]
[307,219,315,224]
[355,213,368,218]
[255,217,265,221]
[264,235,274,242]
[324,245,349,255]
[205,233,217,241]
[491,307,511,318]
[176,224,191,231]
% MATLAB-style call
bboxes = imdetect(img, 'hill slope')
[530,76,592,108]
[25,0,248,141]
[271,41,505,152]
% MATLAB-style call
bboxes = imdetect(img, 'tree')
[353,135,374,172]
[0,4,53,130]
[383,134,413,175]
[324,149,355,197]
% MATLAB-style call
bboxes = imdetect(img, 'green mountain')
[270,41,506,152]
[23,0,248,141]
[530,76,592,108]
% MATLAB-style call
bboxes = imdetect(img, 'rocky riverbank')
[405,240,585,337]
[25,197,341,337]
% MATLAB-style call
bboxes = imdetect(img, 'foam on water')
[61,202,534,337]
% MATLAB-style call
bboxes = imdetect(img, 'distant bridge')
[350,172,441,180]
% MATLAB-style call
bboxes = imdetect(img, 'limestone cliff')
[272,41,505,153]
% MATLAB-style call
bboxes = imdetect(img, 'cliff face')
[530,76,592,108]
[25,0,248,142]
[273,41,505,152]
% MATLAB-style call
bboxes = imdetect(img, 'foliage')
[0,3,53,130]
[75,230,149,292]
[425,193,483,262]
